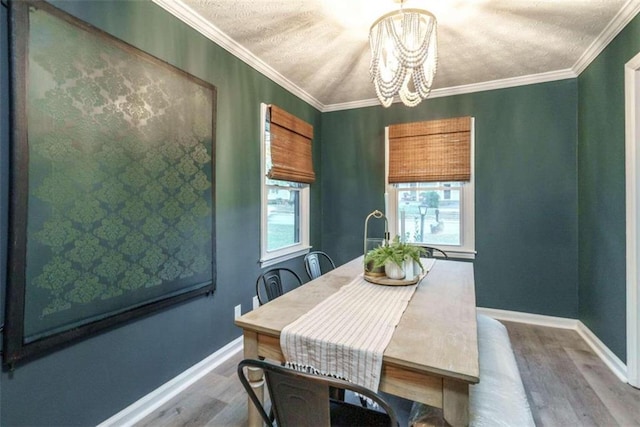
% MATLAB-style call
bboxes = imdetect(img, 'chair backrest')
[304,251,336,280]
[418,245,448,259]
[256,268,302,306]
[238,358,398,427]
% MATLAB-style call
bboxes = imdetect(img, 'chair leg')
[329,386,345,401]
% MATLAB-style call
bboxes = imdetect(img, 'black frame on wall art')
[4,0,217,366]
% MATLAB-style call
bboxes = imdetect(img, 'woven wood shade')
[388,116,471,183]
[268,104,315,184]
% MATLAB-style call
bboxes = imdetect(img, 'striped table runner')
[280,270,422,391]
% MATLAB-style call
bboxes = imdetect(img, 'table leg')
[442,378,469,427]
[243,331,264,427]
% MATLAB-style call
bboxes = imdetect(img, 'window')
[385,118,475,258]
[260,103,311,266]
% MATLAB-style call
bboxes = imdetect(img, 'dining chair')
[238,358,399,427]
[255,268,303,306]
[303,251,336,280]
[418,245,448,259]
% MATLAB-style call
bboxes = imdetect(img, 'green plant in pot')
[395,238,426,276]
[365,237,425,280]
[365,243,402,278]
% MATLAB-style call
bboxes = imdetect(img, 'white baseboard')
[478,307,628,383]
[576,321,628,382]
[477,307,580,329]
[97,336,243,427]
[98,309,630,426]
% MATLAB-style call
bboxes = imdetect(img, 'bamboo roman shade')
[267,104,315,184]
[388,116,472,183]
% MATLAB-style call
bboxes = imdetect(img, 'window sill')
[442,249,476,260]
[260,246,311,268]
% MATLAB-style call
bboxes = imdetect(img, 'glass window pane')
[267,187,300,251]
[396,186,461,246]
[266,177,304,188]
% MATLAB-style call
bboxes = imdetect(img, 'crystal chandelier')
[369,2,438,107]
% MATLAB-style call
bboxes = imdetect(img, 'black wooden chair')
[303,251,336,280]
[238,358,398,427]
[255,268,303,306]
[418,245,448,259]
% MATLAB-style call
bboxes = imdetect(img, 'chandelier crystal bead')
[369,7,438,107]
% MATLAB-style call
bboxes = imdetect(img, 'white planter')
[402,258,412,278]
[403,258,421,279]
[384,260,406,280]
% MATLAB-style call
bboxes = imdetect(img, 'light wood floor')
[135,321,640,426]
[505,321,640,427]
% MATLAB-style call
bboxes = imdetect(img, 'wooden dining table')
[235,256,479,427]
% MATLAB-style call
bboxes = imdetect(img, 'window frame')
[384,121,476,259]
[259,103,310,267]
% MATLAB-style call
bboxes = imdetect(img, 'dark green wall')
[0,0,636,424]
[0,1,320,425]
[321,81,579,318]
[0,4,8,425]
[0,10,8,427]
[578,14,640,362]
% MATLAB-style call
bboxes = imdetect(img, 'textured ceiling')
[160,0,639,109]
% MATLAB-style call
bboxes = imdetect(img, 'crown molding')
[153,0,639,113]
[572,0,640,75]
[430,69,577,98]
[322,98,381,113]
[323,69,577,112]
[150,0,324,111]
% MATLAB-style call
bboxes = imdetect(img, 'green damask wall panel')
[1,0,320,425]
[7,1,215,360]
